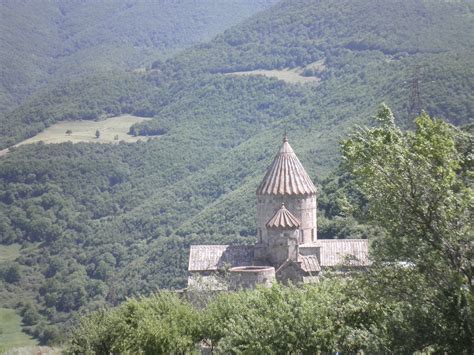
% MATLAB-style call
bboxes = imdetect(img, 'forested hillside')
[2,0,472,149]
[0,0,277,113]
[0,0,473,345]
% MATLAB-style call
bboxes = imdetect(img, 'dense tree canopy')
[0,0,277,114]
[1,0,473,149]
[343,105,472,288]
[67,281,392,354]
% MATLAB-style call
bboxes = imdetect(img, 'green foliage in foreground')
[66,270,471,354]
[343,106,472,289]
[67,293,200,354]
[66,281,385,354]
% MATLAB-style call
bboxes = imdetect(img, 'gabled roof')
[266,203,300,229]
[256,136,317,196]
[188,245,254,272]
[301,239,369,267]
[299,255,321,273]
[275,255,320,276]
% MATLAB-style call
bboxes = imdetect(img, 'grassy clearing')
[225,68,320,84]
[225,60,325,84]
[0,244,21,264]
[0,115,157,156]
[0,308,38,350]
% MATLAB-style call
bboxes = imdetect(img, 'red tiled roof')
[256,137,317,196]
[266,203,301,229]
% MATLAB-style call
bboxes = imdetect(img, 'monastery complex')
[188,136,369,289]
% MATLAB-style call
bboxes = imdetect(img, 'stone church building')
[188,136,369,289]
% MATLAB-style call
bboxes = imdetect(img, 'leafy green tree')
[22,305,41,326]
[65,309,116,354]
[201,281,389,354]
[67,292,200,354]
[2,262,21,283]
[342,105,473,353]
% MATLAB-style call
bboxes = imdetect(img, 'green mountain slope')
[0,0,277,113]
[2,0,472,150]
[0,0,473,344]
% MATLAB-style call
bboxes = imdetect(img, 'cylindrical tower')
[256,136,317,245]
[229,266,275,290]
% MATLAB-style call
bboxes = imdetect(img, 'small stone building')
[188,136,369,289]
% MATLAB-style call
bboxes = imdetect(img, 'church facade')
[188,136,369,289]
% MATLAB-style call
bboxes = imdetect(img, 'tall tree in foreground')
[342,105,473,353]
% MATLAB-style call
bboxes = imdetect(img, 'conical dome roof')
[266,203,301,229]
[257,136,317,196]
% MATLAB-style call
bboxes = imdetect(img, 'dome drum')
[257,194,317,244]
